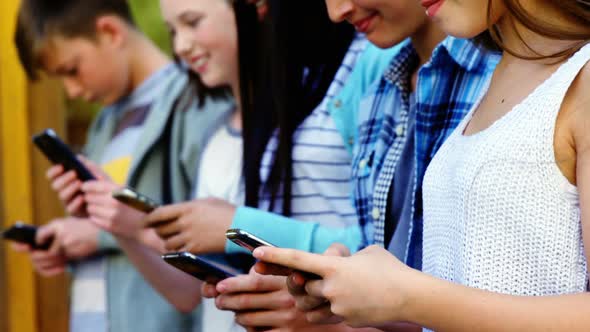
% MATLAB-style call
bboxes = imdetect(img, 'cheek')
[369,6,428,48]
[204,28,237,68]
[82,60,128,102]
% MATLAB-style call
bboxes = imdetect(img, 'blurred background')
[0,1,171,331]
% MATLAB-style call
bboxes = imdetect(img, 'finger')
[252,247,331,277]
[86,204,114,222]
[202,282,220,298]
[51,170,78,192]
[36,225,62,256]
[152,220,182,238]
[89,216,110,230]
[84,192,117,211]
[306,304,343,325]
[35,257,66,271]
[304,279,326,299]
[66,195,86,215]
[295,294,327,312]
[37,265,67,277]
[286,272,307,295]
[11,242,32,252]
[254,261,293,277]
[81,180,116,195]
[78,156,107,180]
[30,250,61,264]
[324,243,350,257]
[217,273,285,294]
[144,204,185,228]
[46,164,65,180]
[235,308,297,328]
[37,225,57,245]
[216,290,294,311]
[58,180,83,203]
[164,233,187,252]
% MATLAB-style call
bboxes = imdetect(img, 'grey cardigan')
[83,66,231,332]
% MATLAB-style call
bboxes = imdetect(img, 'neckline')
[460,43,590,139]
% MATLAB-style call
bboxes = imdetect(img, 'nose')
[325,0,354,23]
[62,78,84,99]
[174,31,194,59]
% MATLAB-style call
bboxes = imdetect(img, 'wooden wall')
[0,0,70,331]
[0,1,170,330]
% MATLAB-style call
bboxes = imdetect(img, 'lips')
[352,14,377,34]
[190,55,208,74]
[421,0,445,17]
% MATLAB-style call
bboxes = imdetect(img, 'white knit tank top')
[422,43,590,296]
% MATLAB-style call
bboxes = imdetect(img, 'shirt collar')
[429,36,501,72]
[110,63,177,113]
[382,39,419,93]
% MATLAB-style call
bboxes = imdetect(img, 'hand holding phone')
[163,252,239,283]
[33,129,95,182]
[226,228,276,251]
[226,229,320,279]
[112,188,159,213]
[2,222,52,250]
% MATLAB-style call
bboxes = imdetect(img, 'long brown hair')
[487,0,590,60]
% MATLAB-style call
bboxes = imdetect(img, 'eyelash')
[185,18,201,28]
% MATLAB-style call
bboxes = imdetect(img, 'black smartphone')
[226,228,276,252]
[162,252,239,283]
[112,188,159,213]
[226,229,320,279]
[2,222,51,250]
[32,129,95,182]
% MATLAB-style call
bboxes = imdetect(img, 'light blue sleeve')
[330,42,403,154]
[226,207,363,254]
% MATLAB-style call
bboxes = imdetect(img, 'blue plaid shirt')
[351,37,500,268]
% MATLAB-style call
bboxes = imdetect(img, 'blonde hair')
[487,0,590,60]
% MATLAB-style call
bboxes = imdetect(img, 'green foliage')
[129,0,172,55]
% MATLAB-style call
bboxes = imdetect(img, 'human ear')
[94,15,128,49]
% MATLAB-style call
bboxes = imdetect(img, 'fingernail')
[217,283,227,293]
[252,248,263,258]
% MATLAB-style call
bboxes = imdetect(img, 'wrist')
[397,268,431,325]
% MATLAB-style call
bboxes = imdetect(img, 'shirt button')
[371,208,381,220]
[395,124,405,137]
[348,137,354,146]
[334,99,342,108]
[359,159,367,169]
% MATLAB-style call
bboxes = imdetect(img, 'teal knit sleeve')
[226,206,363,254]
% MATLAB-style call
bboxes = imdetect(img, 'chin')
[370,35,406,49]
[200,77,222,89]
[434,16,485,39]
[200,72,229,90]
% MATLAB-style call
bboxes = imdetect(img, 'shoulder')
[564,60,590,151]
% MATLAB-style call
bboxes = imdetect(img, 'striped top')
[258,34,367,228]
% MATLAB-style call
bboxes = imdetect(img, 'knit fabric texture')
[422,43,590,296]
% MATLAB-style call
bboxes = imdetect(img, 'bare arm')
[115,235,203,313]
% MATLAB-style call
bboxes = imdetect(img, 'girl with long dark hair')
[253,1,590,330]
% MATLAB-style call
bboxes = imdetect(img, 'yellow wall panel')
[0,0,39,331]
